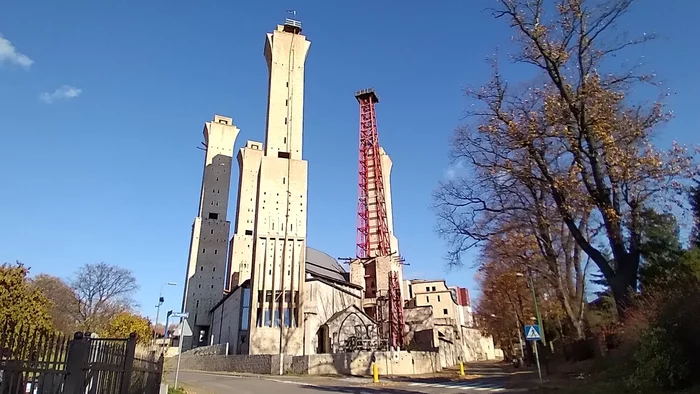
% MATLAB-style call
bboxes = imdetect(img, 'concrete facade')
[303,277,366,355]
[224,22,311,355]
[402,279,497,366]
[406,279,461,322]
[210,282,250,354]
[182,115,240,350]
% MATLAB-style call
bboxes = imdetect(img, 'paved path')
[170,370,531,394]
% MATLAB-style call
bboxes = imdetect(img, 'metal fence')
[0,325,163,394]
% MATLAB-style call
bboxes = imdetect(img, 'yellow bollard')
[459,361,465,376]
[373,362,379,383]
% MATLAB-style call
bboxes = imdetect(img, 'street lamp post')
[516,271,546,346]
[152,282,177,347]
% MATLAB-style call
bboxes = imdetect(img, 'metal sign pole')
[171,312,189,390]
[174,318,183,389]
[533,342,542,382]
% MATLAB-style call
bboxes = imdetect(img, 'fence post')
[119,333,138,394]
[64,332,89,394]
[156,353,165,390]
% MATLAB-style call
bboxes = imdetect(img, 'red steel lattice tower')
[355,88,391,259]
[355,88,404,350]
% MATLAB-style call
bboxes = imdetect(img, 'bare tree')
[71,262,139,331]
[435,0,695,317]
[30,274,80,334]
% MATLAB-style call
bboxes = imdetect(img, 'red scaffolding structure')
[355,88,404,350]
[356,88,391,259]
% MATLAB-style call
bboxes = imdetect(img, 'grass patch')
[531,354,700,394]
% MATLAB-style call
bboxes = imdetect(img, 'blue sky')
[1,1,698,321]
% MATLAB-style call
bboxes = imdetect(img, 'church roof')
[306,246,346,283]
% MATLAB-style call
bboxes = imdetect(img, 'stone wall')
[165,350,440,376]
[289,351,441,376]
[164,354,275,374]
[181,343,229,356]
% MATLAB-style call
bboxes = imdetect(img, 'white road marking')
[265,378,320,387]
[405,381,509,392]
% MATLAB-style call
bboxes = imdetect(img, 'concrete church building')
[179,20,498,374]
[181,19,375,356]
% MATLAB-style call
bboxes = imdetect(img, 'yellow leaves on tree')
[0,262,53,332]
[101,311,152,344]
[435,0,698,318]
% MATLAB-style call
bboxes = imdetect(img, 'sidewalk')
[380,361,539,390]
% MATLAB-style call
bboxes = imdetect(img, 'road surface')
[169,370,531,393]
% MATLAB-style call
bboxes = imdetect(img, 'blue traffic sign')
[525,325,542,341]
[171,312,189,319]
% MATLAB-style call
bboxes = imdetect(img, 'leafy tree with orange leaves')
[482,221,589,339]
[475,256,533,359]
[0,262,53,333]
[435,0,697,317]
[101,311,152,344]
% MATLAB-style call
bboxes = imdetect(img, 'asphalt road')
[169,370,530,394]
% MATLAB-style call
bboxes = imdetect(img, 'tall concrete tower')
[182,115,240,350]
[227,19,311,355]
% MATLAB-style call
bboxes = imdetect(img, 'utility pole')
[152,282,177,347]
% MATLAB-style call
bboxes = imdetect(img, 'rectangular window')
[284,117,287,125]
[438,295,441,302]
[284,308,296,327]
[256,309,272,327]
[426,287,430,292]
[282,177,286,184]
[443,309,448,315]
[283,137,287,144]
[242,288,251,307]
[278,151,290,159]
[240,307,250,330]
[245,230,253,236]
[208,212,219,220]
[426,296,430,302]
[273,309,281,327]
[432,286,436,291]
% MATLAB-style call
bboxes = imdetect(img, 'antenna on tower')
[283,9,302,33]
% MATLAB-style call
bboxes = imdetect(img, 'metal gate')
[0,325,163,394]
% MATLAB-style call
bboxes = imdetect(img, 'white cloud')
[444,161,465,180]
[0,35,33,69]
[40,85,82,104]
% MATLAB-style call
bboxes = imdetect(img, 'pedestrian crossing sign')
[525,325,542,341]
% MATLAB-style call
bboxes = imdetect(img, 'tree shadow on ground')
[301,385,422,394]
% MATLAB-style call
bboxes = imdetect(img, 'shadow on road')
[302,386,420,394]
